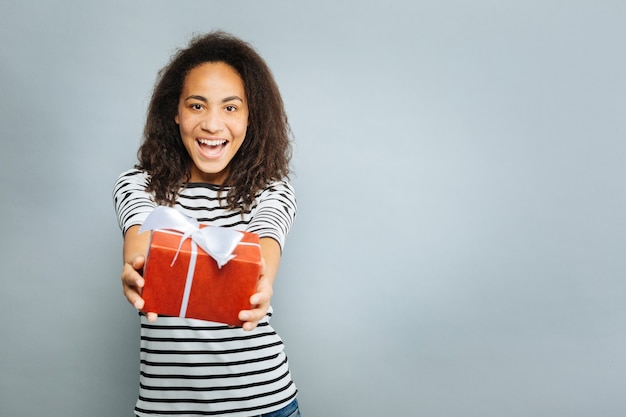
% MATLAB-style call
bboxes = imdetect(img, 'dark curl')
[137,31,292,211]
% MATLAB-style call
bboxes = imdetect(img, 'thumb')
[260,258,266,277]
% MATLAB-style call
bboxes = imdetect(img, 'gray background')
[1,1,625,416]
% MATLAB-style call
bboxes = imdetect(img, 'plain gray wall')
[1,1,625,416]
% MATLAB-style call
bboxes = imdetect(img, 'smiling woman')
[175,62,249,185]
[112,31,301,417]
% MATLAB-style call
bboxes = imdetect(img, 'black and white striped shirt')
[113,169,298,417]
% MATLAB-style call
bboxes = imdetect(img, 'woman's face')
[175,61,249,184]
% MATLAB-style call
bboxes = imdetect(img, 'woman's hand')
[122,255,146,310]
[239,260,273,331]
[238,238,282,331]
[122,225,158,322]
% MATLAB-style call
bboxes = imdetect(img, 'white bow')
[139,206,243,268]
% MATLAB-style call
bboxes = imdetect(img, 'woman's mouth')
[197,138,227,157]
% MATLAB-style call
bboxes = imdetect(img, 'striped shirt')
[113,169,298,417]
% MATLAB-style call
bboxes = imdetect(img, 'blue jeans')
[134,399,300,417]
[258,398,300,417]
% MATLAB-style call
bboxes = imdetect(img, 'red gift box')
[142,227,262,326]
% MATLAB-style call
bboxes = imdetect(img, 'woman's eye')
[190,103,203,110]
[225,105,237,112]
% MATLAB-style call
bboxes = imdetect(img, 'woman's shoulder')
[263,179,295,194]
[113,168,150,190]
[112,168,152,200]
[116,167,149,182]
[254,179,297,209]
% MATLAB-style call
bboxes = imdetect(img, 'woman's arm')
[238,237,282,331]
[239,182,296,331]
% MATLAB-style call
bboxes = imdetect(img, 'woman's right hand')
[122,225,158,322]
[122,255,146,310]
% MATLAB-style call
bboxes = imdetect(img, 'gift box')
[139,207,262,326]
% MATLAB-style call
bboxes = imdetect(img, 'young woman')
[113,31,300,417]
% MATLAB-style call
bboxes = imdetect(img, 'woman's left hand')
[239,238,281,331]
[238,261,274,331]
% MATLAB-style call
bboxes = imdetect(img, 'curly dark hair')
[137,31,292,211]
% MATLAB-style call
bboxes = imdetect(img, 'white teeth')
[198,138,227,146]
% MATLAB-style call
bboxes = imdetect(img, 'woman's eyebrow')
[184,95,243,103]
[221,95,244,103]
[184,95,208,103]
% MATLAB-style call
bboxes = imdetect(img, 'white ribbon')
[139,206,243,268]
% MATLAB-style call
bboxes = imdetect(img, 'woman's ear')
[174,113,180,125]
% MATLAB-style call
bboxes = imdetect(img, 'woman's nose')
[200,109,223,132]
